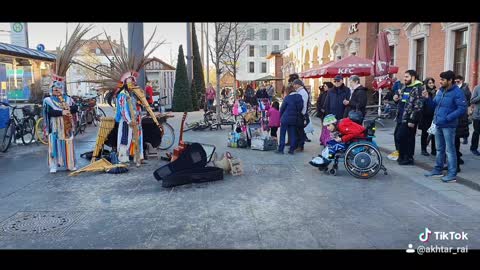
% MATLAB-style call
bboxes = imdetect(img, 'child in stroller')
[310,113,366,168]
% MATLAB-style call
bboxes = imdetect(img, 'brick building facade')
[331,22,480,90]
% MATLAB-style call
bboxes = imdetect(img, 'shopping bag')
[304,121,314,134]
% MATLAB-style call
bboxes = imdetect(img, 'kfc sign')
[348,23,359,34]
[338,68,355,74]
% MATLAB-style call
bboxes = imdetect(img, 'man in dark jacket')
[325,75,351,121]
[394,70,424,165]
[425,70,467,182]
[455,75,471,145]
[316,84,329,119]
[470,85,480,156]
[343,75,368,119]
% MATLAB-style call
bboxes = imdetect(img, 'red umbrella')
[300,55,398,79]
[372,31,392,90]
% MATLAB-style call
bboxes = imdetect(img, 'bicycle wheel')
[93,107,106,126]
[159,122,175,150]
[21,117,35,145]
[35,117,48,145]
[0,121,14,152]
[78,113,87,134]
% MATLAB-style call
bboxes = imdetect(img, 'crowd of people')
[274,69,477,183]
[203,69,478,183]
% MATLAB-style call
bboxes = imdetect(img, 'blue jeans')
[434,127,457,177]
[207,99,214,110]
[278,125,297,153]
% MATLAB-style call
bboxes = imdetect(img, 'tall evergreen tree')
[172,45,193,112]
[192,23,206,111]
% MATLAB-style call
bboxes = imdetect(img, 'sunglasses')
[334,80,341,83]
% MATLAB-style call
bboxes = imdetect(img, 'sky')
[0,23,190,66]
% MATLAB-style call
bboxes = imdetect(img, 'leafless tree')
[221,23,250,100]
[207,22,234,118]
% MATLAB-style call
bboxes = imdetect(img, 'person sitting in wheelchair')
[310,112,366,168]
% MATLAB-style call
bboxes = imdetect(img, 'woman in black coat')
[419,78,436,156]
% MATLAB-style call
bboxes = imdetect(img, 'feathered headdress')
[50,24,95,94]
[74,26,164,106]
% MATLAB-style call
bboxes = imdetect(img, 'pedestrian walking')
[266,82,276,102]
[343,75,368,120]
[424,70,467,183]
[206,83,216,111]
[419,77,437,156]
[292,79,309,151]
[277,86,303,155]
[268,101,281,139]
[324,75,351,121]
[455,75,471,145]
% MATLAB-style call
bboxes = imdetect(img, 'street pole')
[201,23,204,67]
[186,23,193,83]
[128,22,145,90]
[206,23,209,84]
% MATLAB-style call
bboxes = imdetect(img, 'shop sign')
[6,69,24,77]
[1,82,6,90]
[348,23,359,34]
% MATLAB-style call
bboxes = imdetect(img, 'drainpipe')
[473,23,480,87]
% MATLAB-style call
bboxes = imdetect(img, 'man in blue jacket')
[424,70,467,183]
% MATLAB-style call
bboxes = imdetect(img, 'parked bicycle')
[0,102,37,152]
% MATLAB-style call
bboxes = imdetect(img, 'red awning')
[299,55,398,79]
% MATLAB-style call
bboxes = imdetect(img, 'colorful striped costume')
[115,89,143,163]
[43,95,77,171]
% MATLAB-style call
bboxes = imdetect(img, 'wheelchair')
[319,117,388,179]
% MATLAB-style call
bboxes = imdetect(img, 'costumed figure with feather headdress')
[42,24,93,173]
[74,28,164,166]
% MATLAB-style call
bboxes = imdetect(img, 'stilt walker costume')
[74,29,163,166]
[42,24,94,173]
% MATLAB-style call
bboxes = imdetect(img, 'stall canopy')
[0,42,56,62]
[299,55,398,79]
[254,75,283,81]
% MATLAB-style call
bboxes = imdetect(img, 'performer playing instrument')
[42,24,93,173]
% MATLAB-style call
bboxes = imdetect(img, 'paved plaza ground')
[0,108,479,249]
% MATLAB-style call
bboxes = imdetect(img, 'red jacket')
[145,85,154,104]
[338,118,366,143]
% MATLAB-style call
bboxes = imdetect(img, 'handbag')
[428,92,446,135]
[304,121,314,134]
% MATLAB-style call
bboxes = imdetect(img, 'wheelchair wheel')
[343,142,383,179]
[329,168,337,176]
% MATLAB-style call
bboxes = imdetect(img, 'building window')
[454,28,468,78]
[285,29,290,40]
[249,45,255,57]
[273,29,279,40]
[273,45,280,52]
[260,29,267,40]
[260,45,267,57]
[415,38,425,81]
[389,45,395,65]
[261,62,267,73]
[247,28,255,40]
[249,62,255,73]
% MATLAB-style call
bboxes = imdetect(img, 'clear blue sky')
[0,23,191,66]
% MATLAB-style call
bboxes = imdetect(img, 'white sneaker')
[50,168,57,173]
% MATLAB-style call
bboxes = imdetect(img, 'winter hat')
[323,114,337,126]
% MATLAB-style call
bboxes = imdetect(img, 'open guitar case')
[153,142,224,188]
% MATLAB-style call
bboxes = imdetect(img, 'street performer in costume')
[42,24,93,173]
[74,29,163,166]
